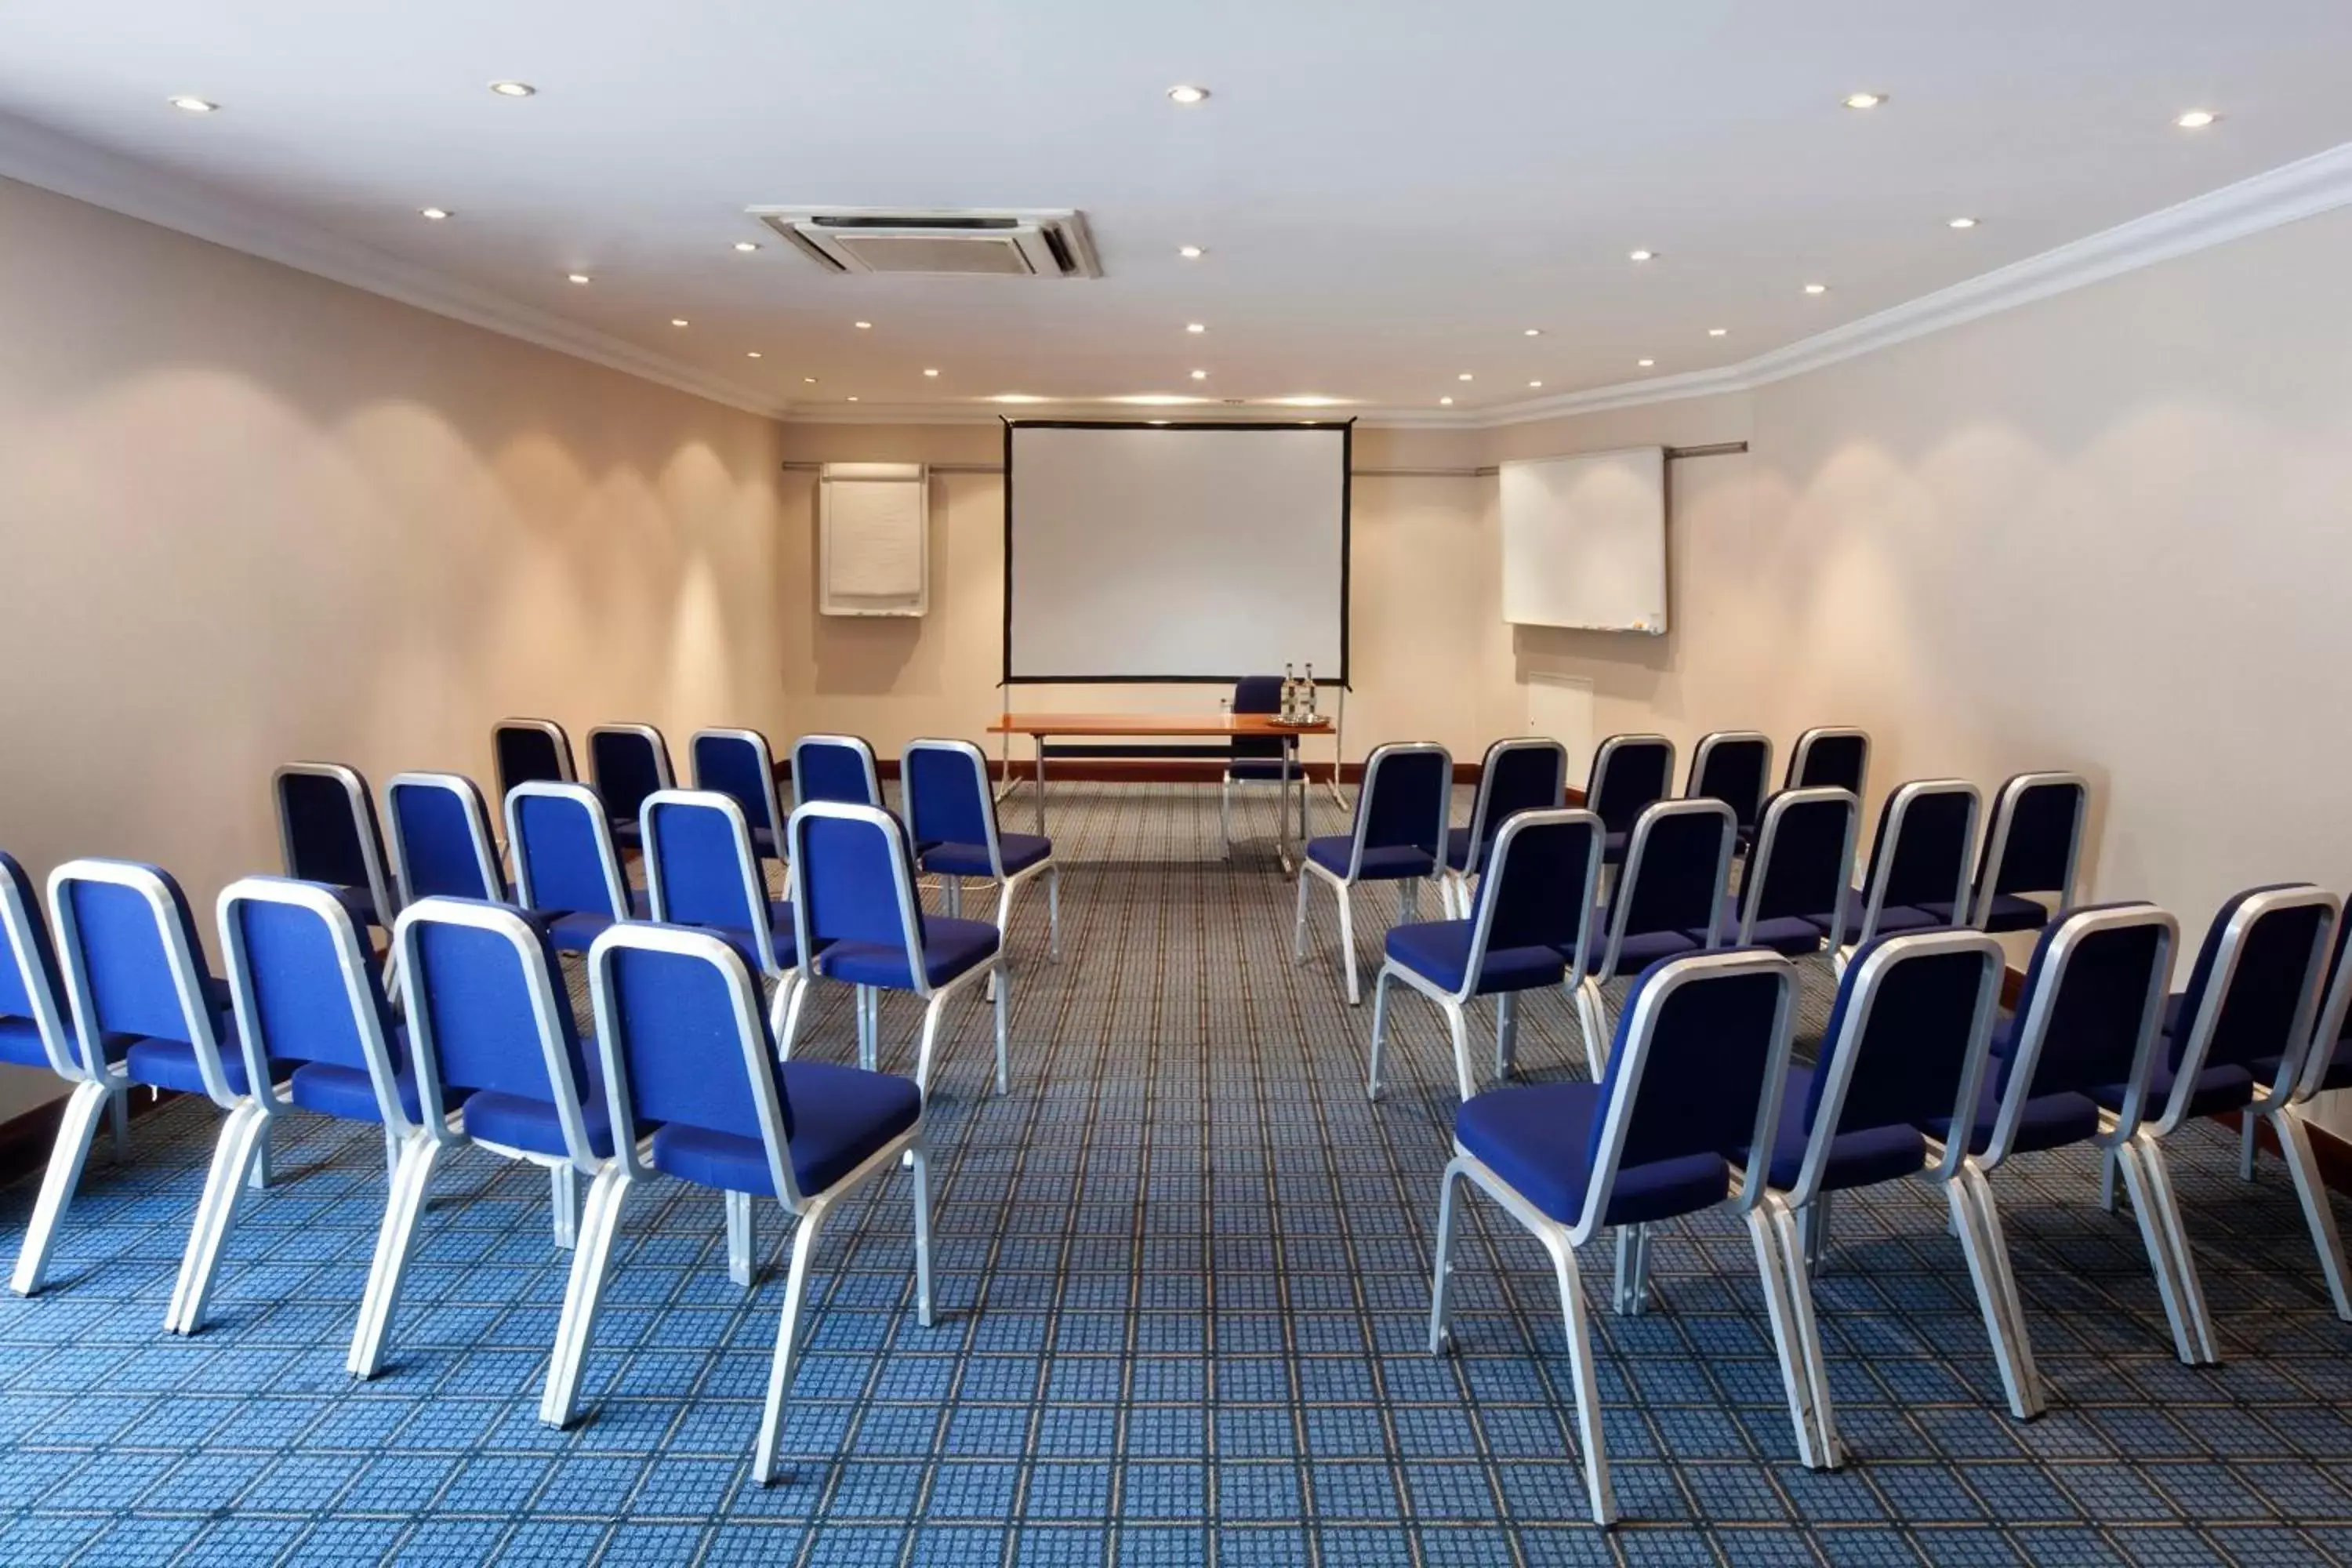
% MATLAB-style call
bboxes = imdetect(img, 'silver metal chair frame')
[274,760,401,933]
[1834,779,1981,971]
[1686,729,1774,826]
[543,923,933,1488]
[1577,797,1737,1073]
[1439,737,1568,920]
[492,717,577,788]
[1737,788,1860,949]
[903,738,1061,969]
[586,721,675,811]
[1967,771,2089,929]
[1368,808,1601,1104]
[689,727,790,855]
[641,788,798,1039]
[385,771,507,906]
[1428,951,1820,1524]
[789,732,884,810]
[1293,742,1451,1007]
[1785,726,1871,797]
[506,780,633,927]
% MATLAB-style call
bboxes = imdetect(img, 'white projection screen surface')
[1004,423,1350,681]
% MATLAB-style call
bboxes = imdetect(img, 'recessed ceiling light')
[923,368,940,377]
[1523,328,1542,337]
[746,350,762,358]
[1178,245,1204,260]
[2176,109,2218,129]
[488,81,536,98]
[733,241,760,252]
[989,394,1049,404]
[1637,358,1655,368]
[847,396,859,402]
[803,376,818,384]
[567,273,591,285]
[1843,92,1887,111]
[854,321,872,329]
[1190,369,1208,380]
[1708,327,1728,336]
[419,207,451,221]
[1148,419,1171,426]
[168,96,219,114]
[1439,396,1454,406]
[670,318,689,327]
[1948,216,1979,229]
[1528,380,1544,389]
[1803,282,1828,295]
[1185,322,1207,334]
[1166,85,1210,105]
[1457,372,1474,381]
[1628,249,1655,263]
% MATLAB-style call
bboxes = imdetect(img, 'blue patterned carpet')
[3,783,2351,1565]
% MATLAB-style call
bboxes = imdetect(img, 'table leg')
[1035,738,1047,839]
[1278,742,1296,876]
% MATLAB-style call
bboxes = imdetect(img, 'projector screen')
[1004,422,1351,682]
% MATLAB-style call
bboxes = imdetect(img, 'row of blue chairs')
[1428,886,2352,1523]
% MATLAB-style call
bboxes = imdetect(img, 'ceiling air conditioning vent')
[747,207,1101,278]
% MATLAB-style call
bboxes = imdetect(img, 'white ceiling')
[3,1,2351,422]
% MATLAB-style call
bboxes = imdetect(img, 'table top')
[989,711,1334,738]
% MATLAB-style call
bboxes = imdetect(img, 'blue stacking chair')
[165,877,418,1336]
[1758,931,2016,1464]
[903,738,1059,967]
[791,733,883,808]
[2260,909,2352,1181]
[15,860,258,1301]
[1439,737,1568,919]
[1574,797,1737,1070]
[689,728,789,862]
[274,762,401,946]
[492,717,576,799]
[1914,771,2086,935]
[1945,905,2214,1367]
[1806,779,1981,966]
[1429,950,1822,1523]
[1294,742,1451,1006]
[350,896,614,1378]
[387,771,507,904]
[1368,808,1601,1103]
[2104,885,2347,1318]
[642,789,805,1035]
[781,801,1008,1098]
[1700,788,1860,956]
[1585,733,1675,866]
[2,851,132,1295]
[1221,674,1303,858]
[543,923,933,1485]
[1686,730,1773,846]
[587,723,673,851]
[1786,726,1871,798]
[506,781,641,953]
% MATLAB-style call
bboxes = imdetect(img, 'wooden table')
[989,712,1338,870]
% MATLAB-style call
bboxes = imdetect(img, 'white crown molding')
[779,398,1484,428]
[0,110,790,421]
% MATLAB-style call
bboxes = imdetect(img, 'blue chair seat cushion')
[1601,831,1630,866]
[125,1024,278,1098]
[702,902,806,971]
[0,1017,129,1072]
[1443,826,1493,875]
[2252,1031,2352,1096]
[2096,1053,2253,1120]
[610,819,642,850]
[1744,915,1830,956]
[1226,759,1294,782]
[1764,1068,1929,1191]
[818,916,1000,989]
[462,1084,615,1160]
[326,883,387,930]
[1455,1082,1731,1227]
[1809,901,1941,941]
[1918,1072,2102,1157]
[1385,921,1564,995]
[1306,837,1436,881]
[1911,894,2050,933]
[921,833,1052,879]
[651,1062,921,1199]
[1595,927,1700,973]
[288,1059,463,1124]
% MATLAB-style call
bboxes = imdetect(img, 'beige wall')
[0,176,787,1120]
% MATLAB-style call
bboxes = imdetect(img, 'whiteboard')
[1499,446,1668,633]
[1006,423,1348,681]
[820,463,927,616]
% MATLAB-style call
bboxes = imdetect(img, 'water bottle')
[1281,663,1298,724]
[1301,663,1316,723]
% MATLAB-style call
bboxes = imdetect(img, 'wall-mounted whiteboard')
[819,463,928,616]
[1499,446,1668,634]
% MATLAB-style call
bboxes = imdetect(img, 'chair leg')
[348,1133,443,1379]
[1221,779,1232,859]
[9,1079,114,1298]
[2100,1145,2120,1213]
[1576,977,1609,1076]
[540,1164,631,1428]
[1401,880,1420,923]
[909,1142,935,1327]
[1047,865,1060,962]
[1802,1191,1834,1273]
[1541,1232,1617,1526]
[2241,1116,2259,1181]
[550,1163,579,1250]
[1612,1224,1650,1316]
[753,1200,831,1486]
[1495,993,1518,1081]
[766,970,796,1044]
[915,993,949,1099]
[1292,869,1310,962]
[1444,998,1474,1106]
[1947,1168,2043,1420]
[778,975,811,1062]
[248,1117,272,1191]
[2109,1135,2215,1365]
[1367,967,1392,1102]
[166,1102,273,1335]
[1428,1160,1465,1354]
[726,1189,757,1288]
[942,877,960,918]
[382,1127,403,1184]
[107,1093,130,1163]
[1769,1198,1842,1468]
[2274,1105,2352,1322]
[2130,1131,2218,1361]
[1336,884,1360,1006]
[986,878,1019,1003]
[991,965,1011,1096]
[1748,1199,1828,1470]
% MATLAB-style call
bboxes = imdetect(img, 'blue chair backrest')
[1689,732,1772,830]
[1999,905,2173,1103]
[1806,932,2002,1135]
[220,880,385,1073]
[589,725,671,822]
[1,851,64,1032]
[510,784,624,919]
[1979,772,2086,904]
[1745,790,1857,928]
[793,735,880,808]
[388,774,503,902]
[644,793,764,935]
[1477,811,1601,958]
[1789,728,1869,797]
[1356,745,1450,855]
[1598,953,1792,1173]
[1231,677,1286,763]
[691,730,783,840]
[1868,781,1979,910]
[792,805,919,950]
[1615,800,1733,940]
[51,861,209,1044]
[903,742,993,850]
[1588,735,1674,837]
[276,764,383,895]
[493,719,574,798]
[598,938,787,1144]
[401,898,588,1104]
[1467,739,1567,860]
[2169,885,2336,1076]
